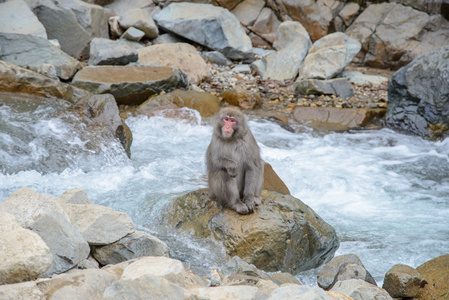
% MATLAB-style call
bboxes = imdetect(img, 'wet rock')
[163,189,339,274]
[136,90,221,119]
[0,0,47,39]
[0,33,81,80]
[0,281,44,300]
[138,43,210,85]
[345,3,449,69]
[153,2,252,60]
[294,78,354,99]
[298,32,361,80]
[63,203,135,246]
[0,61,88,103]
[220,87,262,109]
[33,0,111,59]
[119,7,159,39]
[292,106,386,131]
[65,94,133,158]
[71,65,179,105]
[416,254,449,300]
[331,279,393,300]
[88,38,141,66]
[103,257,187,299]
[317,254,377,290]
[92,230,170,266]
[382,264,421,299]
[386,46,449,140]
[0,212,52,285]
[231,0,265,27]
[37,269,116,300]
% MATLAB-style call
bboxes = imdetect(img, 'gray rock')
[294,78,354,99]
[0,281,44,300]
[331,279,393,300]
[345,2,447,69]
[232,64,251,74]
[38,269,116,300]
[231,0,265,27]
[222,256,271,280]
[153,2,252,60]
[63,203,135,246]
[137,43,210,85]
[337,71,388,87]
[382,264,421,298]
[268,285,330,300]
[391,0,443,14]
[0,0,47,39]
[0,212,52,285]
[121,26,145,42]
[151,33,186,44]
[202,51,232,66]
[103,257,186,299]
[58,188,92,205]
[71,65,180,105]
[299,32,361,80]
[273,20,311,51]
[77,255,100,270]
[256,34,310,81]
[29,211,90,277]
[119,7,159,39]
[250,7,282,44]
[386,45,449,139]
[0,33,81,80]
[92,230,170,265]
[33,0,111,59]
[317,254,377,290]
[88,38,140,66]
[192,286,259,299]
[37,63,59,80]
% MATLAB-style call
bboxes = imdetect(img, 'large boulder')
[88,38,141,66]
[0,33,81,80]
[386,46,449,139]
[382,264,421,299]
[137,43,211,85]
[0,0,47,39]
[0,212,52,285]
[153,2,252,60]
[71,65,180,105]
[32,0,111,59]
[163,189,339,273]
[0,61,89,103]
[63,203,135,246]
[346,2,449,69]
[0,188,90,277]
[416,254,449,300]
[298,32,361,80]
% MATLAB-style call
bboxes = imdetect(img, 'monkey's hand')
[226,165,237,178]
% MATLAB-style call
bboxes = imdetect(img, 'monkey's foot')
[243,196,256,213]
[233,202,250,215]
[254,196,262,206]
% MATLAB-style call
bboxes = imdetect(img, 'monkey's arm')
[219,158,237,178]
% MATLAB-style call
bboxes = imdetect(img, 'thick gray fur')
[206,107,264,214]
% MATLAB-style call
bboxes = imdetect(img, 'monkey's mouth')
[222,130,233,137]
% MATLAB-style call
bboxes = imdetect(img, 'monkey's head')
[215,107,247,140]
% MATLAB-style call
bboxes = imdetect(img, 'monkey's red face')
[222,116,237,137]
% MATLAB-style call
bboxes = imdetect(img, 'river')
[1,96,448,285]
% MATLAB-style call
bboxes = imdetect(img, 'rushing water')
[1,95,448,285]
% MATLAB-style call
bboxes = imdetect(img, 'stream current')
[1,96,448,285]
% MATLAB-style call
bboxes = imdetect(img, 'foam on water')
[1,102,448,283]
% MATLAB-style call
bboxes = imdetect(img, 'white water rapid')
[1,97,448,285]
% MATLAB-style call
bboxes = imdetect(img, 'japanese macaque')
[206,107,264,214]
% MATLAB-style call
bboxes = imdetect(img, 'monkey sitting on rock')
[206,107,264,214]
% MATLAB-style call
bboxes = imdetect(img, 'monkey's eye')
[223,116,237,123]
